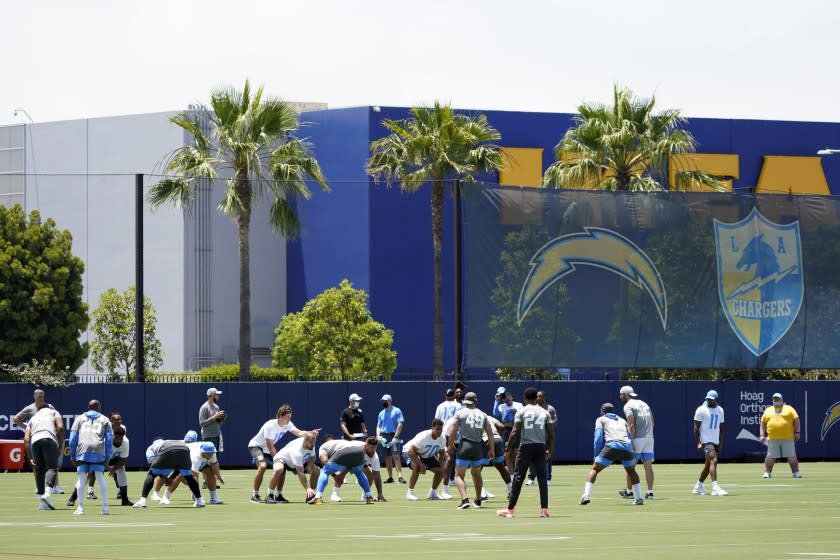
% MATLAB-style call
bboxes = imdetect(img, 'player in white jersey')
[497,388,554,518]
[68,400,113,516]
[692,390,727,496]
[267,433,320,503]
[403,419,448,501]
[437,388,463,499]
[246,404,319,503]
[24,404,64,510]
[15,389,65,495]
[618,385,655,500]
[447,392,495,510]
[107,426,133,506]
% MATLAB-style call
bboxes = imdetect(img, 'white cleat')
[711,487,728,496]
[151,492,161,502]
[73,507,85,516]
[439,491,453,500]
[40,494,55,510]
[132,498,147,509]
[194,497,206,508]
[101,508,110,516]
[524,478,534,486]
[209,496,224,505]
[427,491,441,500]
[481,490,494,500]
[762,472,771,479]
[330,494,343,503]
[692,484,707,495]
[406,492,418,501]
[38,502,49,510]
[159,496,171,505]
[792,472,802,478]
[52,485,65,495]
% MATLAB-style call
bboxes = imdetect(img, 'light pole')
[13,109,34,123]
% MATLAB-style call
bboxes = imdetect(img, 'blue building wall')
[289,106,840,374]
[3,382,839,469]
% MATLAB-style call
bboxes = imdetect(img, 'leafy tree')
[544,85,722,191]
[0,359,75,386]
[89,286,163,381]
[148,80,328,380]
[0,205,88,372]
[367,102,504,378]
[272,279,397,381]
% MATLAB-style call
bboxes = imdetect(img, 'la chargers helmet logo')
[713,208,803,356]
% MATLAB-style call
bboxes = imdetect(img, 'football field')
[0,462,837,560]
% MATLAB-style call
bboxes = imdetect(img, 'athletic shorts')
[702,443,720,456]
[594,445,635,468]
[766,438,796,459]
[249,446,272,466]
[419,456,440,470]
[379,433,402,456]
[75,460,105,474]
[482,438,505,464]
[456,439,484,468]
[151,448,193,477]
[632,437,654,462]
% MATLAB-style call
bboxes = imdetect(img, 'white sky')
[1,0,838,125]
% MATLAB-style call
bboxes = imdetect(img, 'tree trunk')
[431,177,444,380]
[237,176,252,382]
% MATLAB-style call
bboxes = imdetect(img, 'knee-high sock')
[95,471,108,503]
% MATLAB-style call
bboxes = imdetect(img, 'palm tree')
[366,102,503,379]
[544,85,722,191]
[148,80,328,380]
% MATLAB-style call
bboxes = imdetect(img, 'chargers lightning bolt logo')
[517,227,667,329]
[821,401,840,441]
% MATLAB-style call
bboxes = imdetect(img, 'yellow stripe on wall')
[499,147,543,187]
[669,153,739,191]
[756,156,831,195]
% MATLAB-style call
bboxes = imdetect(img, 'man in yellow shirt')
[759,393,801,479]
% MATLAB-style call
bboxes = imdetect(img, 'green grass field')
[0,462,837,560]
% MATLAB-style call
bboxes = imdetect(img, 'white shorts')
[632,437,654,459]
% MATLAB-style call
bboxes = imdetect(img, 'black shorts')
[419,456,440,469]
[457,440,483,462]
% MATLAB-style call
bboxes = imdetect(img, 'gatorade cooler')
[0,439,25,470]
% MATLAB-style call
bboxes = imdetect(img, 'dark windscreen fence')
[462,184,840,369]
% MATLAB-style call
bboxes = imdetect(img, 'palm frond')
[147,178,195,208]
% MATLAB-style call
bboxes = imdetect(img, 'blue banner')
[463,185,840,369]
[2,382,839,464]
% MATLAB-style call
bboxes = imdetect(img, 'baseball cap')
[772,392,783,400]
[496,386,506,395]
[200,442,217,454]
[619,385,637,397]
[601,402,614,413]
[463,392,477,405]
[184,430,198,443]
[381,394,392,401]
[349,393,362,401]
[207,387,222,397]
[705,390,719,400]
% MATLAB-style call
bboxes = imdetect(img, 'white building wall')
[19,111,288,374]
[24,113,185,375]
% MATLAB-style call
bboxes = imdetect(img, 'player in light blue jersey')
[579,403,644,506]
[68,400,113,515]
